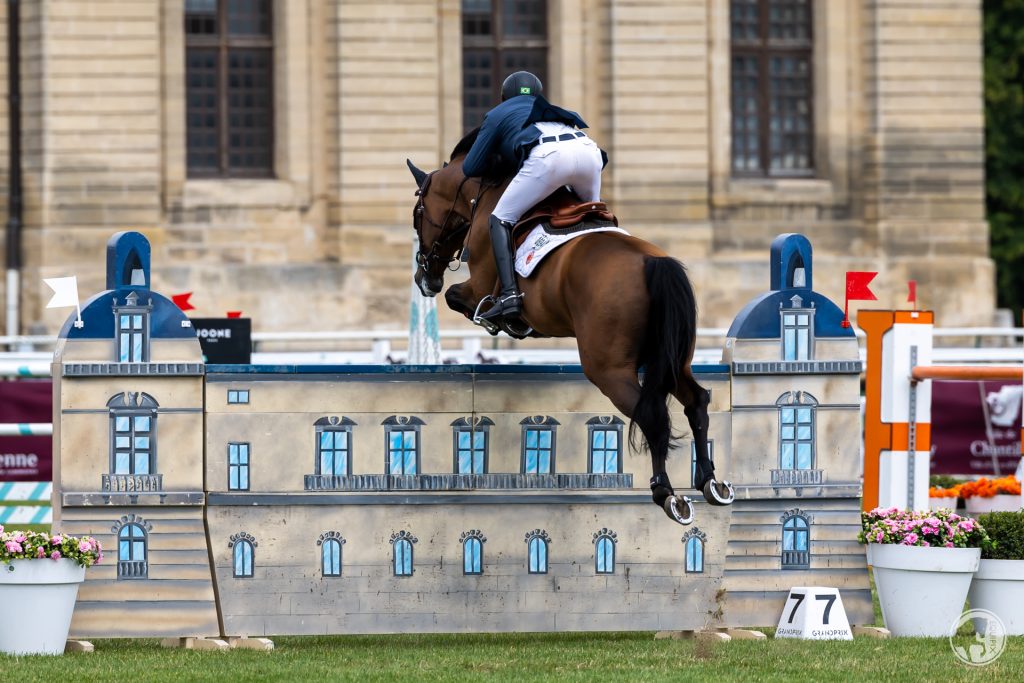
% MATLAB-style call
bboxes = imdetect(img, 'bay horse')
[406,136,734,525]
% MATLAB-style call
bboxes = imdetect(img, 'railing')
[117,560,148,579]
[770,469,824,486]
[102,474,163,493]
[303,473,635,491]
[781,550,810,569]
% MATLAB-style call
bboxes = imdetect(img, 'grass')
[3,631,1023,682]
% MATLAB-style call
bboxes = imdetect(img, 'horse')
[406,135,734,524]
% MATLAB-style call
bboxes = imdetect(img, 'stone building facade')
[0,0,993,336]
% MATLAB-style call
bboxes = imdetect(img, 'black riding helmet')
[501,71,543,101]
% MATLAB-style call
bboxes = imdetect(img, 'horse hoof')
[702,479,735,506]
[663,495,694,525]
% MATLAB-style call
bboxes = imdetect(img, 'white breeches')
[492,131,604,224]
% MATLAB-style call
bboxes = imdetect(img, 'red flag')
[842,271,878,328]
[172,292,195,312]
[226,311,242,319]
[907,280,917,305]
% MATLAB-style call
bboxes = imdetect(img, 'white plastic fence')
[0,482,53,525]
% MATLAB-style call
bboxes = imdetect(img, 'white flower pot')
[0,559,85,655]
[929,497,956,512]
[965,494,1022,514]
[867,544,980,637]
[968,558,1024,636]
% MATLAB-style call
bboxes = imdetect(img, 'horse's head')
[407,158,474,297]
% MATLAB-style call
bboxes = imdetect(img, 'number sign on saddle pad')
[775,587,853,640]
[514,224,629,278]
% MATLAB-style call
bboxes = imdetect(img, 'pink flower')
[922,541,930,547]
[12,532,25,543]
[945,542,954,548]
[36,546,46,558]
[904,533,919,545]
[4,541,22,553]
[50,535,63,545]
[50,550,61,561]
[0,524,4,534]
[875,531,884,542]
[78,540,92,553]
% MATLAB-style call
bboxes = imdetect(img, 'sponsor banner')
[192,318,252,364]
[0,380,52,482]
[930,380,1022,476]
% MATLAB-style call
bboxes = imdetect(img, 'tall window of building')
[587,417,623,474]
[462,0,549,132]
[521,416,558,474]
[185,0,274,177]
[117,523,148,579]
[778,392,816,470]
[683,529,706,574]
[781,294,815,361]
[318,532,345,578]
[730,0,814,176]
[230,533,257,578]
[781,510,810,569]
[108,393,158,478]
[228,442,250,491]
[593,529,617,575]
[315,417,355,478]
[461,530,486,575]
[383,416,424,476]
[452,417,493,475]
[114,292,151,363]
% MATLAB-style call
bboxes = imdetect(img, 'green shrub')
[977,511,1024,560]
[930,474,966,490]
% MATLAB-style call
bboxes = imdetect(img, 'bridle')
[413,170,491,273]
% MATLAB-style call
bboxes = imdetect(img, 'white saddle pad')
[514,224,629,278]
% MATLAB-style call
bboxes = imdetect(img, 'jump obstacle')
[861,310,1023,512]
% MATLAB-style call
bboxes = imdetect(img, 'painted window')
[233,540,254,578]
[117,523,148,579]
[228,442,250,491]
[521,417,558,474]
[463,537,483,574]
[108,393,158,477]
[227,389,250,404]
[781,511,811,569]
[322,539,342,577]
[690,440,714,488]
[685,536,704,573]
[383,416,424,475]
[452,417,493,475]
[462,0,549,133]
[114,292,151,363]
[730,0,814,177]
[587,417,624,474]
[185,0,273,177]
[781,301,814,361]
[594,530,617,574]
[525,529,550,574]
[394,539,413,576]
[778,392,817,470]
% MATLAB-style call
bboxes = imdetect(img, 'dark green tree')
[986,0,1024,317]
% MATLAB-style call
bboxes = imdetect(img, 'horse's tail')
[629,256,698,458]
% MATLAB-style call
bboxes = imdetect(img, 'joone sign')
[0,380,52,482]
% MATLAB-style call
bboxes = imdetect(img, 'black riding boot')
[479,215,523,323]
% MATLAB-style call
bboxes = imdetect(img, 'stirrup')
[472,296,501,336]
[479,292,523,321]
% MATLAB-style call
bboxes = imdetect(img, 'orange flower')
[957,476,1020,499]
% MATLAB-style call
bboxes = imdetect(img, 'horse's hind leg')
[581,361,694,525]
[675,369,735,506]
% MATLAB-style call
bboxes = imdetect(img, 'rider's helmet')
[501,71,543,101]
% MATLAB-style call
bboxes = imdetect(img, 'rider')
[462,71,606,327]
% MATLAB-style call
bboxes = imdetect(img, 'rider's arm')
[462,116,499,177]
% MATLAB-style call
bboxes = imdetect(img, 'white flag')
[44,276,79,309]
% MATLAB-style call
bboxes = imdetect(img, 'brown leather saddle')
[512,187,618,248]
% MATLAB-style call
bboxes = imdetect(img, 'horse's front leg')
[444,281,477,320]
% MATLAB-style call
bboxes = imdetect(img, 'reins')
[414,171,493,272]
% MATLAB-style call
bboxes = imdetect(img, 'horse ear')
[406,159,428,187]
[443,161,448,168]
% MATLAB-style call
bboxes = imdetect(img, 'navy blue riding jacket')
[462,95,595,178]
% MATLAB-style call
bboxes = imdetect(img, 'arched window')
[781,510,811,569]
[525,529,550,574]
[683,528,706,574]
[322,539,342,577]
[391,530,418,577]
[230,532,257,578]
[593,528,617,574]
[117,522,148,579]
[461,530,486,575]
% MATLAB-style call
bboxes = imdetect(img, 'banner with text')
[0,380,52,482]
[930,380,1022,476]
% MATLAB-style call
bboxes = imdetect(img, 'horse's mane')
[449,127,479,161]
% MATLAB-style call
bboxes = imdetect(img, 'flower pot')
[968,558,1024,636]
[929,497,956,512]
[867,544,980,637]
[965,494,1021,514]
[0,559,85,655]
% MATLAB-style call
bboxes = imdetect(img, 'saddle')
[511,187,617,248]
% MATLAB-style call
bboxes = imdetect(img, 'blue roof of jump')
[206,363,732,376]
[726,233,854,340]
